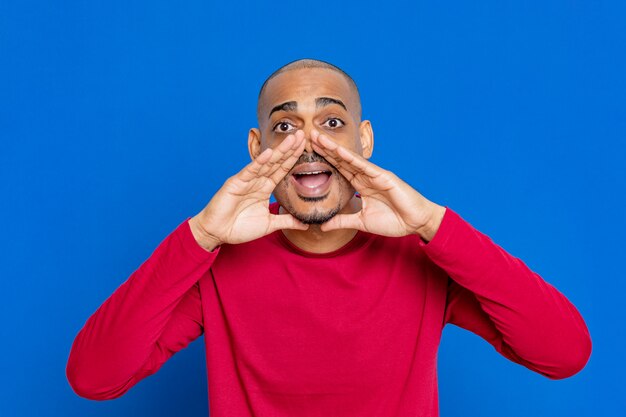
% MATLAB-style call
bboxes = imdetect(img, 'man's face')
[252,67,371,224]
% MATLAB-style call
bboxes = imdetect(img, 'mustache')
[293,151,333,168]
[283,150,347,182]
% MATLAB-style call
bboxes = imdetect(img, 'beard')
[292,203,341,225]
[274,151,354,225]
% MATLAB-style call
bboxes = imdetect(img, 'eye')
[322,118,345,129]
[273,121,296,133]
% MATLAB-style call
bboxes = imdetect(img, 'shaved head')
[257,58,362,121]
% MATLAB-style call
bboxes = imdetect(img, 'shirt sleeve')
[66,218,219,400]
[418,208,592,380]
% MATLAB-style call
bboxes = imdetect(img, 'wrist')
[415,204,446,243]
[188,215,222,252]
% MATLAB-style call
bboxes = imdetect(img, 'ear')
[358,120,374,159]
[248,128,262,160]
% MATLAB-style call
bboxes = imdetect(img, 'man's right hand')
[188,130,308,251]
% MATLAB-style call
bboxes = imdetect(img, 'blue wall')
[2,1,624,415]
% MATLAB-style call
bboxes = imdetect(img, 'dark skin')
[189,67,446,253]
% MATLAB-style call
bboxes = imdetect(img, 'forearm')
[66,218,217,399]
[422,209,592,379]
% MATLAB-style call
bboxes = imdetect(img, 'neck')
[279,195,361,254]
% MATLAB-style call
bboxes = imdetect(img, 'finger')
[267,213,310,233]
[310,130,361,178]
[268,131,307,183]
[313,131,381,178]
[320,213,365,232]
[265,130,304,174]
[310,130,358,180]
[259,131,306,179]
[257,133,298,177]
[311,142,354,181]
[238,147,274,182]
[239,133,303,190]
[334,143,381,178]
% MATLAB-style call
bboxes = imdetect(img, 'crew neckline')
[269,202,373,258]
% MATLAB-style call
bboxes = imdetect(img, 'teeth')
[296,171,325,175]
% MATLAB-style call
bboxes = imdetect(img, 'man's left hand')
[310,129,446,242]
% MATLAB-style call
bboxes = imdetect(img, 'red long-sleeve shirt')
[67,204,592,416]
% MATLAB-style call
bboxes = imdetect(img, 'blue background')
[1,1,624,416]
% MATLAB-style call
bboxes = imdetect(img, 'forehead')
[259,68,358,117]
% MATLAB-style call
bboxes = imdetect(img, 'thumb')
[268,213,309,233]
[320,213,364,232]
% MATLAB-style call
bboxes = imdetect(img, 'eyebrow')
[268,101,297,119]
[267,97,348,119]
[316,97,347,111]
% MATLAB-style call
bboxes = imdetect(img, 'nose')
[299,128,314,154]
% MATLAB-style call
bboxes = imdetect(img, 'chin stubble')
[295,205,341,225]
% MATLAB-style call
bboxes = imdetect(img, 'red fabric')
[67,204,592,416]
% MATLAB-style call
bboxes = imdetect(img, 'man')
[67,59,592,416]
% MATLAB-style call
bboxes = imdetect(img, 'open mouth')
[289,164,334,199]
[293,170,332,188]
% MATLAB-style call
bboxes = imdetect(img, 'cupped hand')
[310,129,446,241]
[189,130,309,250]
